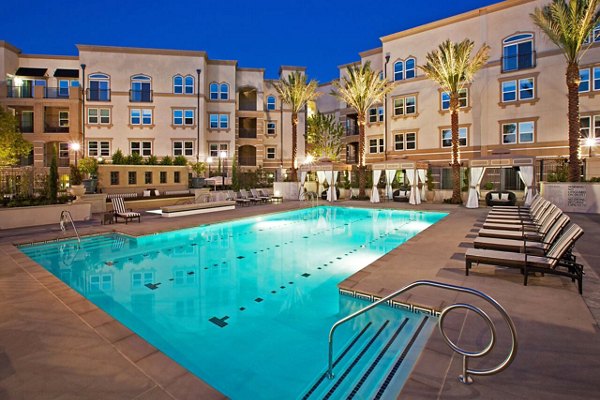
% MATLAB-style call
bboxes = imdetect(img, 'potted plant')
[69,164,85,198]
[190,161,207,188]
[78,157,99,194]
[425,168,435,202]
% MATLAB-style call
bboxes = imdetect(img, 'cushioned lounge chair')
[111,197,141,224]
[487,197,548,218]
[227,190,250,206]
[484,203,556,226]
[240,189,260,204]
[258,189,273,202]
[482,205,560,231]
[490,194,540,211]
[466,224,584,294]
[250,188,269,203]
[477,207,563,241]
[474,214,570,255]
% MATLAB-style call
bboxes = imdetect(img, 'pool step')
[302,316,430,400]
[21,236,123,257]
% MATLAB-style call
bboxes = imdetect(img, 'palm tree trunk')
[291,112,298,182]
[567,63,581,182]
[358,115,366,198]
[450,96,462,204]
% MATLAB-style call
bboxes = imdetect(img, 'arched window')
[405,58,416,79]
[173,75,183,94]
[88,73,110,101]
[220,83,229,100]
[266,95,276,110]
[394,61,403,81]
[210,83,219,100]
[502,33,534,72]
[130,75,152,102]
[184,75,194,94]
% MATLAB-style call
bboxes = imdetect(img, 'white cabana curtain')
[370,169,382,203]
[299,171,307,199]
[332,171,339,201]
[325,170,336,202]
[417,169,427,200]
[406,169,420,205]
[466,167,485,209]
[316,171,326,197]
[518,166,535,206]
[385,169,396,200]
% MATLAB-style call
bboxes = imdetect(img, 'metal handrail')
[327,280,517,384]
[60,210,81,246]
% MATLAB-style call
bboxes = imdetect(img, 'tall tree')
[307,112,344,161]
[331,61,396,198]
[0,106,32,166]
[273,71,320,181]
[420,39,490,204]
[532,0,600,182]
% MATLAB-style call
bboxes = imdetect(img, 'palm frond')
[273,71,321,114]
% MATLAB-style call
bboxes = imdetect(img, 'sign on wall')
[541,183,600,214]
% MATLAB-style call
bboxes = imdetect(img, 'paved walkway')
[0,200,598,399]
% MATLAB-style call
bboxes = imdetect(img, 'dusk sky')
[1,0,501,82]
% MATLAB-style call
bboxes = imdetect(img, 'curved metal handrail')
[327,280,518,384]
[60,210,81,247]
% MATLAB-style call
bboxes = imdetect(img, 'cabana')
[370,160,429,204]
[299,159,351,202]
[465,155,536,209]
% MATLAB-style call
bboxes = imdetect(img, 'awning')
[14,67,47,77]
[54,68,79,78]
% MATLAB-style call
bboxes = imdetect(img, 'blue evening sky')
[0,0,501,82]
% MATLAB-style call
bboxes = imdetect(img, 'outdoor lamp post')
[220,150,227,187]
[196,68,202,162]
[70,142,81,167]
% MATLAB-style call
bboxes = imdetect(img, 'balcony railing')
[86,88,111,101]
[345,126,359,137]
[19,124,34,133]
[44,87,71,99]
[44,124,69,133]
[129,89,153,102]
[7,85,34,98]
[501,51,536,73]
[239,129,257,139]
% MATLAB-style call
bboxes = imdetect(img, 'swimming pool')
[21,206,446,399]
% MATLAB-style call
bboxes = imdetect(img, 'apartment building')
[0,41,306,178]
[316,0,600,187]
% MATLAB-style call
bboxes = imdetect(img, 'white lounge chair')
[111,197,141,224]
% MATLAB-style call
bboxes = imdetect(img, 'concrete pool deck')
[0,200,599,399]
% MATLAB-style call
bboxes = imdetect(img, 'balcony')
[19,123,34,133]
[44,124,69,133]
[129,89,153,102]
[44,87,71,99]
[239,117,257,139]
[7,85,34,98]
[86,88,111,101]
[501,51,536,73]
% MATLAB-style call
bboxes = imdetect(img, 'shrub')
[146,155,159,165]
[483,181,494,190]
[78,157,98,178]
[126,153,144,165]
[70,164,83,185]
[161,155,173,166]
[173,155,188,166]
[48,153,58,203]
[111,149,126,165]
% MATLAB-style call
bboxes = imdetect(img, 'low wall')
[0,203,92,230]
[541,182,600,214]
[274,182,300,200]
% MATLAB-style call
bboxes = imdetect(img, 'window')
[393,95,417,116]
[502,33,534,72]
[405,58,416,79]
[174,171,181,183]
[580,115,600,139]
[87,108,110,124]
[267,96,276,110]
[584,23,600,44]
[501,78,535,102]
[59,111,69,127]
[88,141,110,157]
[394,132,416,151]
[266,121,276,135]
[209,143,228,158]
[369,138,384,153]
[394,61,403,81]
[266,147,276,159]
[210,82,229,100]
[144,171,152,184]
[209,113,228,129]
[580,69,590,92]
[210,83,218,100]
[502,121,535,144]
[220,83,229,100]
[184,75,194,94]
[368,106,384,123]
[58,142,69,159]
[441,89,469,110]
[173,141,194,156]
[173,76,183,94]
[88,73,110,101]
[594,67,600,91]
[394,58,416,81]
[130,75,152,102]
[130,109,152,125]
[110,171,119,185]
[160,171,167,184]
[131,141,152,156]
[58,80,71,97]
[441,127,468,147]
[128,171,137,185]
[173,109,194,126]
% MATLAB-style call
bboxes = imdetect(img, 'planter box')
[541,182,600,214]
[0,203,92,230]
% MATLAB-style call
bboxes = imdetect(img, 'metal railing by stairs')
[59,210,81,247]
[327,280,517,385]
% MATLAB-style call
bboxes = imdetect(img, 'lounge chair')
[484,203,557,226]
[111,197,141,224]
[477,207,564,241]
[250,188,269,203]
[240,189,260,204]
[227,190,250,206]
[490,194,541,212]
[258,189,273,202]
[474,214,570,255]
[466,224,584,294]
[486,197,548,218]
[482,205,560,231]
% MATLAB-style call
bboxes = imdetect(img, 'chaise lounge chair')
[466,224,584,294]
[484,203,557,226]
[111,197,141,224]
[482,205,560,231]
[477,207,562,241]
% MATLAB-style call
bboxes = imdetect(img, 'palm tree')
[273,71,320,182]
[532,0,600,182]
[420,39,490,204]
[331,61,396,198]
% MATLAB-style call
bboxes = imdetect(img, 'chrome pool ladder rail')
[327,280,518,385]
[60,210,81,246]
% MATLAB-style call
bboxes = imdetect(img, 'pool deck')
[0,200,599,399]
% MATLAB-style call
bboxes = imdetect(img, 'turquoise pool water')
[21,206,446,399]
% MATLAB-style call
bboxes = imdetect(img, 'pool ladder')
[60,210,81,247]
[327,280,518,385]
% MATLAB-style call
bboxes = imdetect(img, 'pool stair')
[301,315,432,399]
